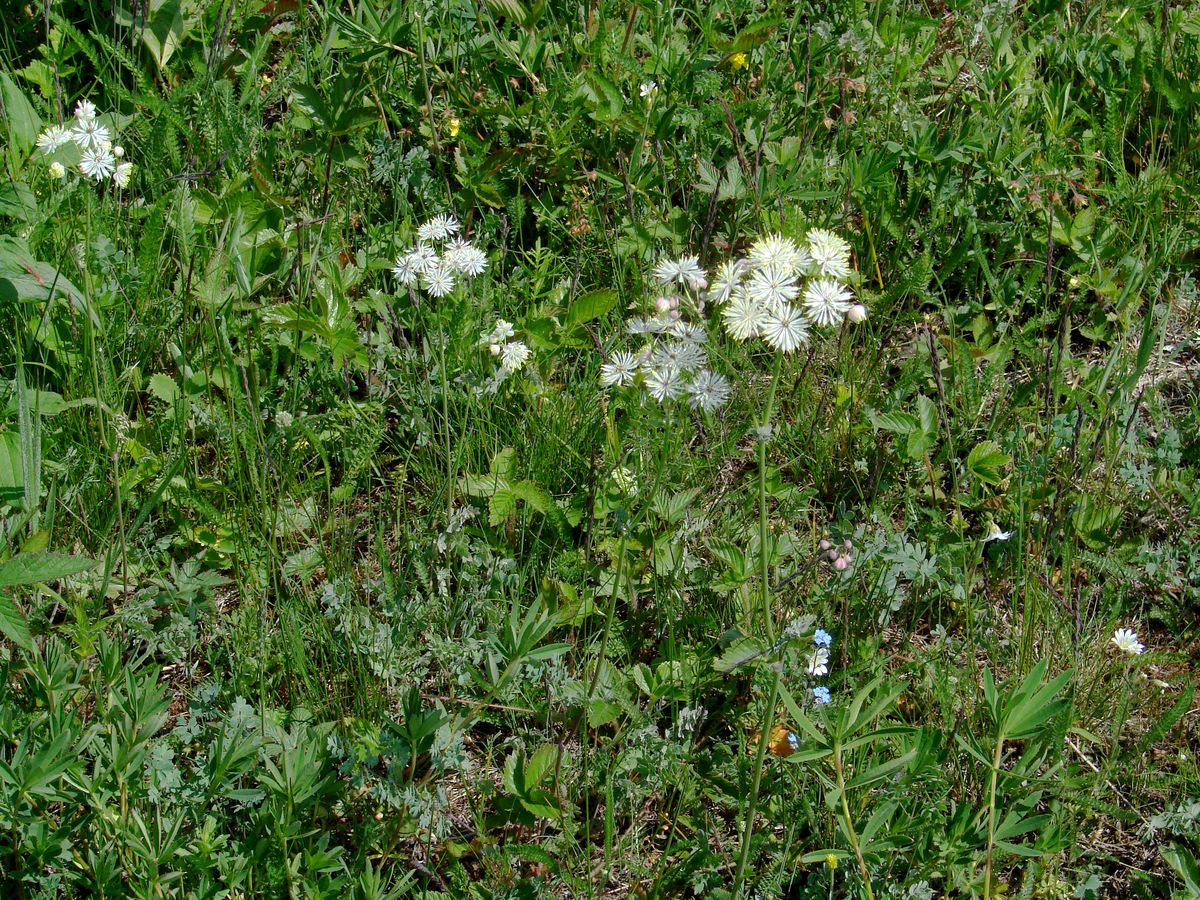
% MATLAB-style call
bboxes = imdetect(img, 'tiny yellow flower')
[825,853,838,870]
[730,52,748,70]
[448,117,460,138]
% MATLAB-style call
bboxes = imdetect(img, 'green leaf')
[966,440,1010,487]
[1,73,42,165]
[712,636,767,673]
[0,552,100,587]
[565,289,617,329]
[148,373,181,403]
[0,593,33,652]
[867,409,919,434]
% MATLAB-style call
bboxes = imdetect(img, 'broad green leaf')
[0,73,41,165]
[525,744,558,787]
[565,289,616,328]
[712,636,767,673]
[868,409,919,434]
[148,373,181,403]
[0,593,32,652]
[0,552,99,587]
[966,440,1010,487]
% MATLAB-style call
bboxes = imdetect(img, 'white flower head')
[418,214,460,243]
[643,366,684,402]
[982,521,1012,543]
[410,244,438,271]
[746,264,799,312]
[111,162,133,188]
[485,319,515,344]
[1111,627,1144,656]
[749,233,811,277]
[721,290,766,341]
[74,99,97,121]
[686,369,731,412]
[500,340,531,373]
[653,255,706,290]
[806,647,830,677]
[600,350,639,388]
[392,253,422,286]
[706,258,747,306]
[802,278,853,327]
[79,146,116,181]
[36,126,72,153]
[640,80,658,98]
[806,228,852,280]
[760,303,809,353]
[48,161,66,180]
[71,117,111,151]
[421,263,456,298]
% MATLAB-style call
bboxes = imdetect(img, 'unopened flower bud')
[848,304,868,323]
[827,549,839,561]
[48,161,66,179]
[669,309,681,320]
[843,538,853,550]
[655,296,671,313]
[112,145,125,158]
[489,342,501,356]
[668,295,680,310]
[834,557,849,571]
[819,539,831,551]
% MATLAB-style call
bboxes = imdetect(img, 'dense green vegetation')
[1,1,1198,897]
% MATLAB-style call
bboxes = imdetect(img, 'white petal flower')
[75,99,97,121]
[453,245,488,277]
[500,340,531,373]
[721,290,766,341]
[643,366,684,402]
[652,341,706,374]
[745,264,799,312]
[806,228,852,279]
[653,255,705,289]
[802,278,853,327]
[36,126,72,153]
[392,253,421,286]
[410,244,438,271]
[421,263,456,297]
[669,321,708,344]
[1111,628,1144,656]
[749,233,811,277]
[486,320,515,343]
[600,350,639,387]
[79,146,116,181]
[627,316,671,335]
[806,647,830,677]
[686,369,731,411]
[71,118,110,150]
[418,214,459,242]
[982,522,1012,543]
[760,303,809,353]
[706,258,747,305]
[111,161,133,188]
[48,161,66,179]
[640,80,658,98]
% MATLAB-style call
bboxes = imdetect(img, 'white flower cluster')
[36,100,133,187]
[479,319,531,393]
[599,255,731,412]
[391,214,487,297]
[712,229,865,350]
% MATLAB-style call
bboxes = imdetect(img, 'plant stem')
[732,353,785,900]
[983,733,1004,900]
[834,742,874,900]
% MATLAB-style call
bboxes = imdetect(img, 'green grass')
[0,1,1198,898]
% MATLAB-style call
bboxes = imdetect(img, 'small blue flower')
[812,686,831,705]
[813,628,833,648]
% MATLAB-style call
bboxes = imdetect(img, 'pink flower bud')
[827,549,839,561]
[848,304,868,324]
[668,295,680,310]
[819,539,831,551]
[834,557,848,571]
[669,309,681,320]
[655,296,671,313]
[843,538,853,550]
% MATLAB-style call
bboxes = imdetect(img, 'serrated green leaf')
[966,440,1010,486]
[0,552,98,587]
[0,593,32,652]
[713,636,768,673]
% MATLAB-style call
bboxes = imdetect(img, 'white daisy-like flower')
[721,291,766,341]
[421,263,456,297]
[1111,627,1144,656]
[600,350,639,387]
[668,321,707,344]
[654,255,706,290]
[392,253,422,285]
[36,126,72,153]
[453,245,488,277]
[806,228,852,279]
[802,278,853,327]
[487,320,516,343]
[686,369,731,411]
[653,341,707,373]
[48,161,66,179]
[74,99,97,121]
[71,118,110,150]
[640,80,658,98]
[806,647,830,677]
[79,146,116,181]
[749,234,811,277]
[760,303,809,353]
[418,214,459,242]
[706,258,746,305]
[626,316,670,335]
[111,161,133,188]
[410,244,438,271]
[746,264,799,312]
[643,366,684,402]
[500,340,531,373]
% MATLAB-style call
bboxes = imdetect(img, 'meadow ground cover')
[0,1,1198,897]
